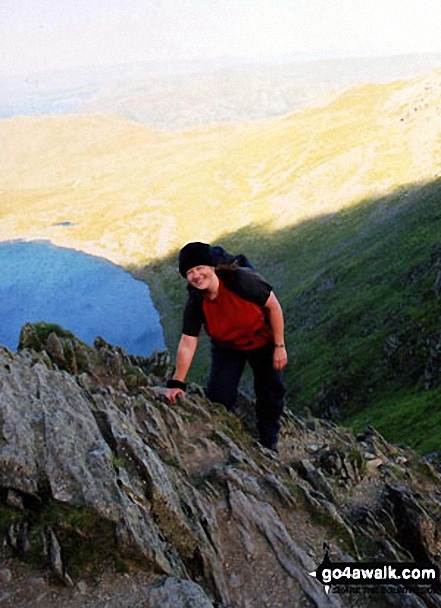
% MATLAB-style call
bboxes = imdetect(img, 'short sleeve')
[182,293,204,336]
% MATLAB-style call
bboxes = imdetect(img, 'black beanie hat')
[179,242,216,277]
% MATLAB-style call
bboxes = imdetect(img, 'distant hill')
[1,67,441,455]
[1,53,441,127]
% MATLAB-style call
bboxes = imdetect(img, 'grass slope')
[142,177,441,456]
[264,178,441,457]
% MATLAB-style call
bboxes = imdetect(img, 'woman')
[165,242,288,451]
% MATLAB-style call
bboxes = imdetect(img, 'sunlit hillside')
[1,69,441,269]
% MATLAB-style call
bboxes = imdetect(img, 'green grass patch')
[0,498,124,576]
[346,388,441,455]
[33,321,77,342]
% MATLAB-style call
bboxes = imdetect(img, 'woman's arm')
[165,334,198,403]
[264,291,288,371]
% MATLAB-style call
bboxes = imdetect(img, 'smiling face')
[186,265,218,293]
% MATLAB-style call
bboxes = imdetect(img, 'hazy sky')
[1,0,441,76]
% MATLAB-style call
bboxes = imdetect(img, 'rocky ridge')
[0,323,440,607]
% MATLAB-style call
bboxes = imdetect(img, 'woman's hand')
[165,387,186,404]
[264,293,287,371]
[273,346,287,371]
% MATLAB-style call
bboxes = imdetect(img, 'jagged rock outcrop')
[1,323,441,607]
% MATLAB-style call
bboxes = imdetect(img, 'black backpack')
[211,246,255,270]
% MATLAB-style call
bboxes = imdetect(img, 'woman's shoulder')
[218,267,272,305]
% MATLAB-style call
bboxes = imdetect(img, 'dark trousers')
[205,342,285,447]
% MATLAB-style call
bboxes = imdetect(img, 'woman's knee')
[205,382,237,410]
[255,370,285,403]
[206,345,245,409]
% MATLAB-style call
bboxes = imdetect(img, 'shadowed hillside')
[140,177,441,457]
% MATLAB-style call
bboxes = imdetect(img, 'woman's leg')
[248,344,285,448]
[205,342,246,411]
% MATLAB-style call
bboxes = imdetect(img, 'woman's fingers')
[273,347,288,370]
[165,388,185,403]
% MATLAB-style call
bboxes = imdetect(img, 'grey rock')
[385,593,434,608]
[143,577,214,607]
[292,458,336,502]
[2,326,441,608]
[226,483,342,606]
[47,527,74,587]
[0,342,229,603]
[382,484,439,562]
[45,332,66,367]
[0,568,12,584]
[6,489,25,510]
[76,580,88,594]
[18,322,41,351]
[28,576,47,590]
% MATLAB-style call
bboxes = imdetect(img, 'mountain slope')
[1,69,441,454]
[142,176,441,456]
[1,70,440,266]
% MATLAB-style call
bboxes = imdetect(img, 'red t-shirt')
[202,278,273,350]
